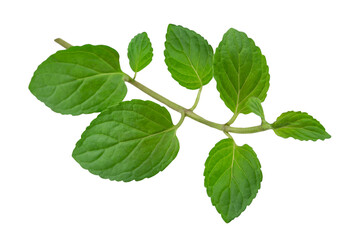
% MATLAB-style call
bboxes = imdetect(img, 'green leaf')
[245,97,265,120]
[127,32,153,72]
[164,24,214,90]
[272,111,331,141]
[214,28,270,115]
[204,138,262,223]
[29,45,128,115]
[72,99,180,182]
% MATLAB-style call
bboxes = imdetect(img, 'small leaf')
[127,32,153,72]
[72,99,180,182]
[29,45,128,115]
[214,28,270,115]
[272,111,331,141]
[204,138,262,223]
[245,97,265,120]
[164,24,214,90]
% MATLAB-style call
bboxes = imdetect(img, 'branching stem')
[126,78,271,134]
[55,38,272,135]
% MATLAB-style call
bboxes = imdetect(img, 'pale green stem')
[126,79,272,134]
[55,38,273,134]
[223,131,234,140]
[226,112,240,125]
[54,38,72,49]
[126,79,185,113]
[189,87,202,111]
[175,112,186,128]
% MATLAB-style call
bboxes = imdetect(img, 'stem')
[126,79,272,134]
[55,39,273,134]
[190,87,202,111]
[223,131,234,140]
[127,79,185,113]
[226,123,271,134]
[226,112,239,125]
[54,38,72,49]
[175,112,186,128]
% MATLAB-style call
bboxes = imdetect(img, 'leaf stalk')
[189,87,202,111]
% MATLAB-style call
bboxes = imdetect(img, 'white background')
[1,0,359,239]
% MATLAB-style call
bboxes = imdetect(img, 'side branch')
[126,79,272,134]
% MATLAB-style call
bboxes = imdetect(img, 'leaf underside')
[204,138,262,223]
[29,45,127,115]
[214,28,270,115]
[272,111,331,141]
[128,32,153,72]
[164,24,214,90]
[72,99,180,182]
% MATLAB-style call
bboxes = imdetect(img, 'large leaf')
[128,32,153,73]
[72,99,180,182]
[29,45,128,115]
[164,24,213,90]
[272,111,331,141]
[204,138,262,223]
[214,28,270,115]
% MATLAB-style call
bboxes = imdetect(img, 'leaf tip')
[167,23,176,30]
[322,131,331,140]
[221,215,234,223]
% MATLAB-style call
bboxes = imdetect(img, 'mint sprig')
[29,24,330,223]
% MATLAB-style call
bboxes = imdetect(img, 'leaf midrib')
[168,31,203,87]
[35,72,123,89]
